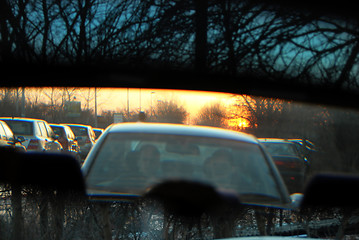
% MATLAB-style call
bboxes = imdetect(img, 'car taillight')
[27,139,40,150]
[275,160,301,169]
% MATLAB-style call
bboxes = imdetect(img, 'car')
[258,138,310,193]
[287,139,320,169]
[64,123,96,160]
[0,120,26,152]
[93,127,104,140]
[49,123,82,164]
[83,123,291,207]
[0,117,62,152]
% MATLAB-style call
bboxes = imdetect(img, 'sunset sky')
[25,87,248,128]
[97,88,235,114]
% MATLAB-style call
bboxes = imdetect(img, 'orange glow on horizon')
[22,87,251,128]
[227,118,250,130]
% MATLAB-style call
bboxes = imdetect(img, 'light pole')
[151,91,155,117]
[139,88,142,112]
[127,88,130,117]
[21,87,25,117]
[94,87,97,127]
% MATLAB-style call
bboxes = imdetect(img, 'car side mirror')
[290,193,304,209]
[16,136,25,143]
[10,136,25,143]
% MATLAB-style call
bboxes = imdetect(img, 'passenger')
[204,149,235,189]
[137,144,161,183]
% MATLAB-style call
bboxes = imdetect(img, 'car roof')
[258,138,293,144]
[63,123,92,128]
[0,117,46,122]
[50,123,68,129]
[49,123,62,126]
[107,122,259,144]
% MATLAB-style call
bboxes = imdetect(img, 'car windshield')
[86,132,282,204]
[2,120,33,136]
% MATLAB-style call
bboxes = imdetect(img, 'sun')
[227,118,250,130]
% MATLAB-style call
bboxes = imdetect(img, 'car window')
[0,122,6,140]
[3,120,33,135]
[1,122,14,139]
[262,143,298,157]
[44,122,54,138]
[37,122,48,137]
[51,126,64,138]
[70,129,76,140]
[91,129,96,141]
[69,126,88,137]
[86,132,282,205]
[65,127,73,139]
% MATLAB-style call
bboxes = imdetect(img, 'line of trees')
[1,0,359,89]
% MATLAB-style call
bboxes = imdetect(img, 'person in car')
[137,144,161,186]
[204,149,235,189]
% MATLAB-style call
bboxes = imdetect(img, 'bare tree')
[194,102,228,128]
[152,100,188,124]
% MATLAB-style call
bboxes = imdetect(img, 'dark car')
[287,139,320,169]
[64,124,96,160]
[259,138,309,193]
[0,120,26,152]
[50,124,82,164]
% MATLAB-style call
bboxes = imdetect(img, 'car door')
[44,122,62,151]
[36,121,53,151]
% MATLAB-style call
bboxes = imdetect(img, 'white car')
[82,122,290,207]
[0,117,62,152]
[64,123,96,160]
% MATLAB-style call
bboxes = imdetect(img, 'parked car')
[0,120,26,152]
[0,117,62,152]
[82,123,291,207]
[93,127,104,140]
[64,123,96,160]
[258,138,310,193]
[49,124,82,164]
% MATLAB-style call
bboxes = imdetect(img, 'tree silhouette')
[1,0,359,90]
[194,102,227,128]
[152,100,188,124]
